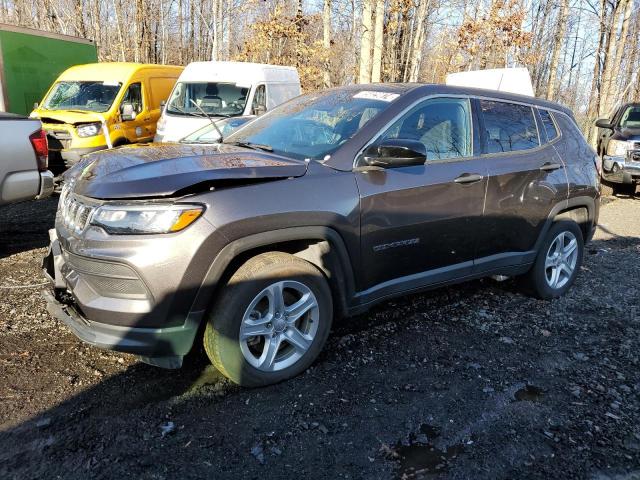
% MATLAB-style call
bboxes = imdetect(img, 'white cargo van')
[155,61,300,142]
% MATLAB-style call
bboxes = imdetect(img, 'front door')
[119,82,154,142]
[355,97,487,298]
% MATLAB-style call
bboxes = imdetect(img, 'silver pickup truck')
[0,113,54,206]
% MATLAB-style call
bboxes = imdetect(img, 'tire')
[203,252,333,387]
[523,220,584,300]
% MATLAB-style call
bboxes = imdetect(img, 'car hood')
[34,110,105,126]
[67,143,308,199]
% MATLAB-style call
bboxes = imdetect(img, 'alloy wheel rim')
[239,280,319,372]
[544,230,578,290]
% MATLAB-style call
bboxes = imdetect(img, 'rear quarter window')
[480,100,539,154]
[538,109,559,142]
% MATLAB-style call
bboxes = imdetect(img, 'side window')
[539,109,559,141]
[252,84,266,115]
[121,83,143,116]
[378,97,473,161]
[480,100,539,154]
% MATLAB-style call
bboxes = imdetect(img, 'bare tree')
[323,0,332,87]
[371,0,384,82]
[359,0,374,83]
[546,0,569,100]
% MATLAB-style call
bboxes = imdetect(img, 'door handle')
[539,162,562,172]
[454,173,483,184]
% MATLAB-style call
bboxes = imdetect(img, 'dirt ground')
[0,193,639,480]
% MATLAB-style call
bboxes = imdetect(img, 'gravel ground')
[0,193,639,480]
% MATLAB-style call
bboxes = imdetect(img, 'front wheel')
[203,252,333,387]
[523,221,584,300]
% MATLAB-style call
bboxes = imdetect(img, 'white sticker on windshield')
[353,91,399,102]
[103,81,120,86]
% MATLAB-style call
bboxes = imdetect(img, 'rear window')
[480,100,539,154]
[538,109,559,141]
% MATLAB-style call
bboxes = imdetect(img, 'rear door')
[355,97,488,294]
[475,100,568,269]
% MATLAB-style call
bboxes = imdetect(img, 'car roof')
[322,83,574,117]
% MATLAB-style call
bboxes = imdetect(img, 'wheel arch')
[189,227,356,322]
[535,196,596,251]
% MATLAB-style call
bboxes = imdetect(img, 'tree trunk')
[605,0,633,106]
[407,0,430,82]
[371,0,384,82]
[599,0,628,118]
[359,0,374,83]
[546,0,569,100]
[323,0,332,87]
[587,0,608,145]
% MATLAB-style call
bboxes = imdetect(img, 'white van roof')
[445,68,535,97]
[179,61,299,84]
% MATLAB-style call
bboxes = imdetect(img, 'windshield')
[181,117,254,144]
[223,90,395,160]
[42,81,122,112]
[167,82,248,117]
[620,106,640,128]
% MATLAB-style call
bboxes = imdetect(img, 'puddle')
[514,385,544,402]
[394,424,466,479]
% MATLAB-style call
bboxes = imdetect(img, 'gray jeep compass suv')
[43,84,600,387]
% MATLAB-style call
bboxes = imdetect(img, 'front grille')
[49,130,72,140]
[46,130,72,150]
[59,188,96,234]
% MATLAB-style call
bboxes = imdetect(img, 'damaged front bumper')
[42,229,201,369]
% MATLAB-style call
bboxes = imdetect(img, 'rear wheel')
[523,221,584,300]
[203,252,333,387]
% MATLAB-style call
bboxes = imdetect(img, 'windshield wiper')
[225,141,273,152]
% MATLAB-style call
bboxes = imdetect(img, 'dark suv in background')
[596,102,640,195]
[43,84,599,387]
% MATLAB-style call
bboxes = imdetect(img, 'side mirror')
[363,139,427,168]
[121,102,135,121]
[595,118,613,129]
[160,99,166,109]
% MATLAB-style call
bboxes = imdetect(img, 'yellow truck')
[31,62,183,170]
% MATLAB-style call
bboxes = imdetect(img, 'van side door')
[474,100,568,271]
[355,97,488,298]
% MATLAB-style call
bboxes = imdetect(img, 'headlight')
[91,204,204,234]
[77,122,102,138]
[607,139,630,157]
